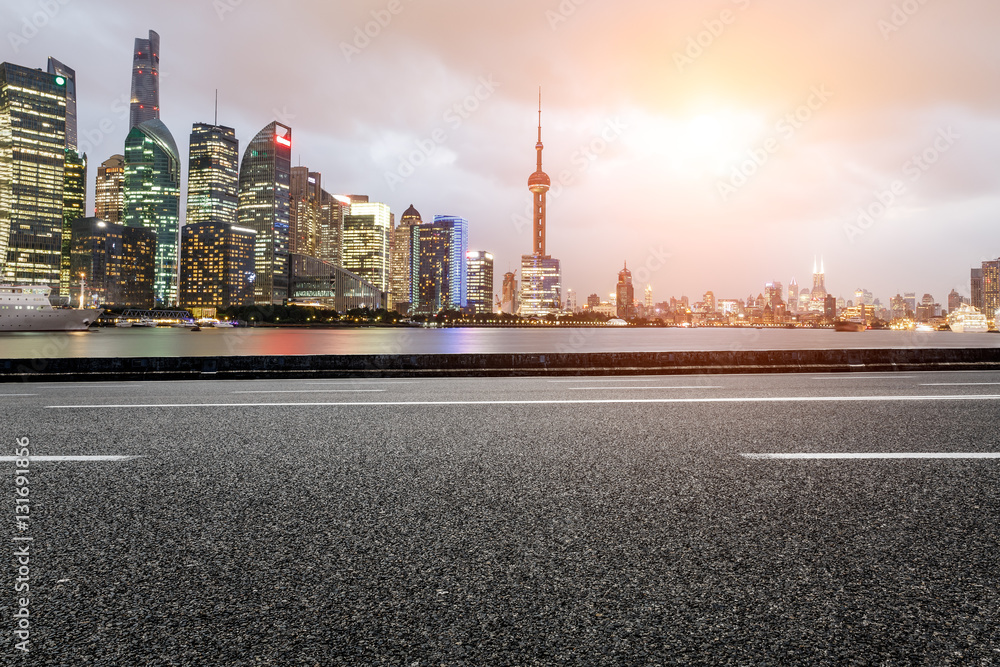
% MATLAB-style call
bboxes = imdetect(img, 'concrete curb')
[3,348,1000,382]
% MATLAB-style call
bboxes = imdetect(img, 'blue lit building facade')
[237,121,291,305]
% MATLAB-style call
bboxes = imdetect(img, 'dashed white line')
[0,455,142,462]
[232,389,388,394]
[569,386,722,391]
[743,452,1000,460]
[43,394,1000,409]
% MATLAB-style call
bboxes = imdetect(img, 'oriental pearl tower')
[528,89,550,257]
[519,89,562,317]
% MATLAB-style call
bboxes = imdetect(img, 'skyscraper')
[318,191,349,267]
[390,204,422,313]
[95,155,125,223]
[971,267,984,312]
[342,201,391,294]
[289,167,322,257]
[187,123,239,227]
[124,119,181,306]
[501,271,518,314]
[179,220,256,309]
[46,57,77,151]
[69,217,155,308]
[130,30,160,128]
[466,250,494,314]
[616,263,634,319]
[0,63,67,289]
[410,215,468,314]
[788,277,799,314]
[520,92,561,317]
[809,257,827,312]
[237,121,292,305]
[60,150,87,294]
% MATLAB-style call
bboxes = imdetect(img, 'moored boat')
[0,285,103,332]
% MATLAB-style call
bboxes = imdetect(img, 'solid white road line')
[44,394,1000,409]
[569,386,722,391]
[549,377,680,383]
[742,452,1000,460]
[810,376,914,380]
[0,455,141,462]
[921,383,1000,386]
[232,389,388,394]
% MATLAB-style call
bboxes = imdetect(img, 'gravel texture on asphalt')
[2,373,999,664]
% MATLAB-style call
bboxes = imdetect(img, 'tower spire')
[528,87,551,257]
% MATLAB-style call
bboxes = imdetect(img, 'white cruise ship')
[0,285,103,331]
[947,303,988,333]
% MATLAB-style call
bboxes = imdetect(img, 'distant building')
[519,93,562,317]
[904,292,917,315]
[187,123,239,227]
[179,220,256,309]
[520,255,561,317]
[69,217,155,308]
[390,204,422,313]
[788,278,799,314]
[616,263,634,319]
[410,215,468,314]
[237,121,292,305]
[947,289,966,314]
[342,201,391,295]
[587,293,601,309]
[0,63,67,290]
[501,272,519,314]
[466,250,494,314]
[978,260,1000,317]
[46,57,77,151]
[890,294,908,320]
[318,192,350,268]
[61,150,87,294]
[129,30,160,128]
[810,258,827,312]
[95,155,125,223]
[971,268,984,312]
[823,294,837,320]
[287,253,383,312]
[124,119,181,306]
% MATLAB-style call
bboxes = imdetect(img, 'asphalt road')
[3,372,999,665]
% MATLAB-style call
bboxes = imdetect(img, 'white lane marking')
[921,383,1000,386]
[549,377,679,383]
[298,381,415,385]
[232,389,388,394]
[44,394,1000,409]
[569,386,722,391]
[0,455,141,462]
[30,385,143,389]
[743,452,1000,460]
[810,376,914,380]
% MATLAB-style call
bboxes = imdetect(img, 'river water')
[1,327,998,359]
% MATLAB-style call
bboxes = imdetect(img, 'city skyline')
[3,1,999,304]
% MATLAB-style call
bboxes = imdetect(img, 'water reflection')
[0,327,997,359]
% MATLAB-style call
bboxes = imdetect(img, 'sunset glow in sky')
[4,0,999,305]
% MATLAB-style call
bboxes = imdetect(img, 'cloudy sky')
[4,0,999,306]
